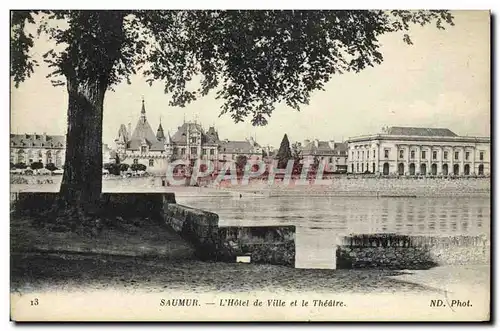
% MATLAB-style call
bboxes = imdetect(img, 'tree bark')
[59,75,107,213]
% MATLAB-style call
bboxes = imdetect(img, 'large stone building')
[10,132,117,169]
[10,133,66,167]
[115,99,263,172]
[301,139,348,172]
[218,137,263,163]
[347,126,490,176]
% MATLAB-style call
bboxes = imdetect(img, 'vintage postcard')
[10,9,490,322]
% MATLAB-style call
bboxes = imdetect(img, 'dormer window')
[141,146,147,153]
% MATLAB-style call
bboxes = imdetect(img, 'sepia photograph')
[9,8,491,322]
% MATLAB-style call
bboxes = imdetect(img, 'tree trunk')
[59,76,107,214]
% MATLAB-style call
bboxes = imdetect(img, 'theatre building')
[347,126,490,176]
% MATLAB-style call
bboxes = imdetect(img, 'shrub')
[103,163,121,175]
[119,163,130,172]
[30,161,44,170]
[130,163,147,172]
[45,163,58,172]
[14,162,27,169]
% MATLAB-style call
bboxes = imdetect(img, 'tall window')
[367,151,370,159]
[191,147,197,155]
[454,151,459,160]
[181,148,186,155]
[399,150,404,159]
[190,137,197,143]
[210,149,215,155]
[373,149,376,158]
[384,149,389,159]
[357,151,359,159]
[480,152,484,161]
[421,151,426,159]
[444,151,448,160]
[465,151,470,160]
[410,150,415,159]
[202,149,207,155]
[141,146,147,153]
[351,151,354,159]
[133,159,138,164]
[361,151,364,159]
[432,151,437,160]
[149,159,154,167]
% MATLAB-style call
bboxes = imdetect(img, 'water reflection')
[177,196,490,269]
[177,196,490,237]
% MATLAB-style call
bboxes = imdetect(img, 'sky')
[10,10,490,149]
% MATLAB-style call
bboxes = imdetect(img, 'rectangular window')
[465,151,470,160]
[367,151,370,159]
[384,149,389,159]
[191,147,197,155]
[210,149,215,155]
[399,150,404,159]
[190,137,197,143]
[421,151,426,160]
[444,151,448,160]
[202,149,207,155]
[410,150,415,159]
[133,159,138,164]
[149,159,154,167]
[432,151,437,160]
[455,151,459,160]
[373,150,375,158]
[351,151,354,159]
[480,152,484,161]
[181,148,186,155]
[361,151,364,159]
[357,151,359,159]
[141,146,147,153]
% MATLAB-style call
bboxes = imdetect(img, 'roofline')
[346,134,491,144]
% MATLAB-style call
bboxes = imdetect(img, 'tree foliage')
[277,134,292,169]
[11,10,454,125]
[235,155,248,171]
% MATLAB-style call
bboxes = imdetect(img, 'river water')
[176,196,490,269]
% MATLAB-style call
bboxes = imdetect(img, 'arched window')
[464,164,470,175]
[382,162,389,175]
[442,164,448,176]
[398,163,404,175]
[409,163,415,175]
[420,163,427,176]
[431,163,437,175]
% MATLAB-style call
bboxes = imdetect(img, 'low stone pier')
[336,233,490,269]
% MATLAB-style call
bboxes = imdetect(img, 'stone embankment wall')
[261,177,490,197]
[162,203,296,265]
[162,203,220,260]
[336,234,490,269]
[218,226,295,266]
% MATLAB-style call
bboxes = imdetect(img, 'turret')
[156,123,165,142]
